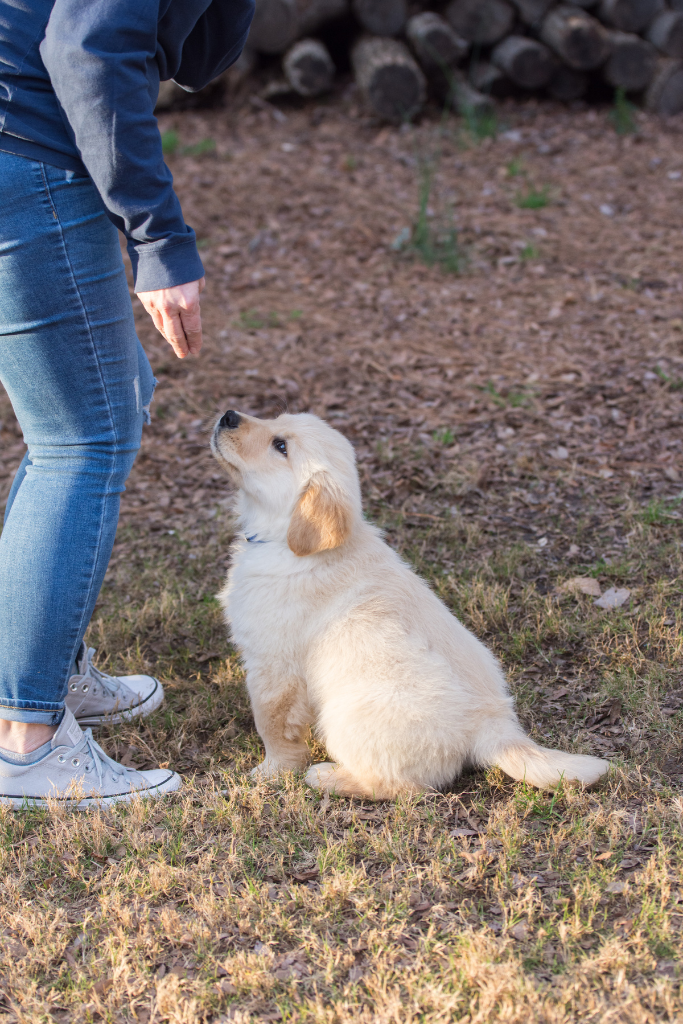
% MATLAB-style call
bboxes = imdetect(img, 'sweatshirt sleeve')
[172,0,254,91]
[40,0,204,293]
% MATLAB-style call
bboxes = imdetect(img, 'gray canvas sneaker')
[0,708,181,808]
[65,645,164,726]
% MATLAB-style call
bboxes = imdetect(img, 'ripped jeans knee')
[135,338,157,426]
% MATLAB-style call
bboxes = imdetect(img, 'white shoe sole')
[74,678,165,727]
[0,769,181,809]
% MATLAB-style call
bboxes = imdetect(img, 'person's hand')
[137,277,205,358]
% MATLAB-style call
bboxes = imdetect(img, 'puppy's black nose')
[219,409,241,430]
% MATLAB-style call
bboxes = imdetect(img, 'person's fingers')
[179,305,203,355]
[149,307,166,339]
[160,308,189,359]
[137,279,205,359]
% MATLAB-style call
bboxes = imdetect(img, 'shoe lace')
[71,728,131,788]
[80,647,123,700]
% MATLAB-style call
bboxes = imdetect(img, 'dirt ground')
[0,95,682,1022]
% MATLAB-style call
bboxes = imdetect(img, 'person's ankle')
[0,721,58,755]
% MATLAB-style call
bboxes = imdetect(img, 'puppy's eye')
[272,437,287,456]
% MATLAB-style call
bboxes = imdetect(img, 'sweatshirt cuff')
[128,234,205,293]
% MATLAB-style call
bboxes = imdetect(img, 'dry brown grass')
[1,98,683,1022]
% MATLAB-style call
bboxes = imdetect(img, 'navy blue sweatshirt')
[0,0,253,291]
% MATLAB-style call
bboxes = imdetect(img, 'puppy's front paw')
[305,762,340,790]
[250,759,285,781]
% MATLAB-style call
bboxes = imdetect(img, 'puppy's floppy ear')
[287,473,352,556]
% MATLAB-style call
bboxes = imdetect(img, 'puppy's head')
[211,410,361,556]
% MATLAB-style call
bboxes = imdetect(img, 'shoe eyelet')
[71,757,80,768]
[82,684,89,693]
[69,682,78,691]
[84,764,92,773]
[57,754,65,763]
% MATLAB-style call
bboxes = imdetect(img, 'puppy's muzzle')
[219,409,241,430]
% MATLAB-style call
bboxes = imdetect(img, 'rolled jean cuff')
[0,702,65,725]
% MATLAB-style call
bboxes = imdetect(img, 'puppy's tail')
[476,723,609,790]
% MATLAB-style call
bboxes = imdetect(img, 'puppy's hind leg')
[305,763,420,800]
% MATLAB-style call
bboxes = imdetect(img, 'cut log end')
[249,0,299,53]
[647,10,683,60]
[492,35,556,89]
[445,0,515,46]
[541,5,612,70]
[604,31,656,90]
[406,12,468,72]
[352,0,407,36]
[599,0,663,35]
[284,38,336,96]
[352,37,426,123]
[645,56,683,113]
[510,0,554,27]
[470,61,513,98]
[450,78,496,117]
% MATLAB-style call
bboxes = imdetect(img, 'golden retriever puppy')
[211,409,609,799]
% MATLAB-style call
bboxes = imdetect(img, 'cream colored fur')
[212,411,609,798]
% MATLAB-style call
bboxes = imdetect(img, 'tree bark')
[297,0,348,34]
[603,30,656,89]
[449,77,496,116]
[510,0,555,27]
[541,5,612,70]
[644,56,683,112]
[248,0,299,54]
[283,38,336,95]
[647,10,683,59]
[445,0,515,46]
[352,0,407,36]
[406,12,468,73]
[491,35,556,88]
[470,61,513,97]
[547,64,588,99]
[598,0,663,34]
[352,36,427,122]
[155,51,256,112]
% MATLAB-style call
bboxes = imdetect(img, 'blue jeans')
[0,151,154,724]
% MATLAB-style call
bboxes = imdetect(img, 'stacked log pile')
[156,0,683,121]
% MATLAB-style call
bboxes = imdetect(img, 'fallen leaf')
[656,960,678,977]
[197,651,221,663]
[558,576,602,598]
[216,980,237,995]
[594,587,630,609]
[3,940,27,959]
[509,920,529,941]
[605,880,626,894]
[545,686,569,700]
[290,868,319,882]
[595,850,613,861]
